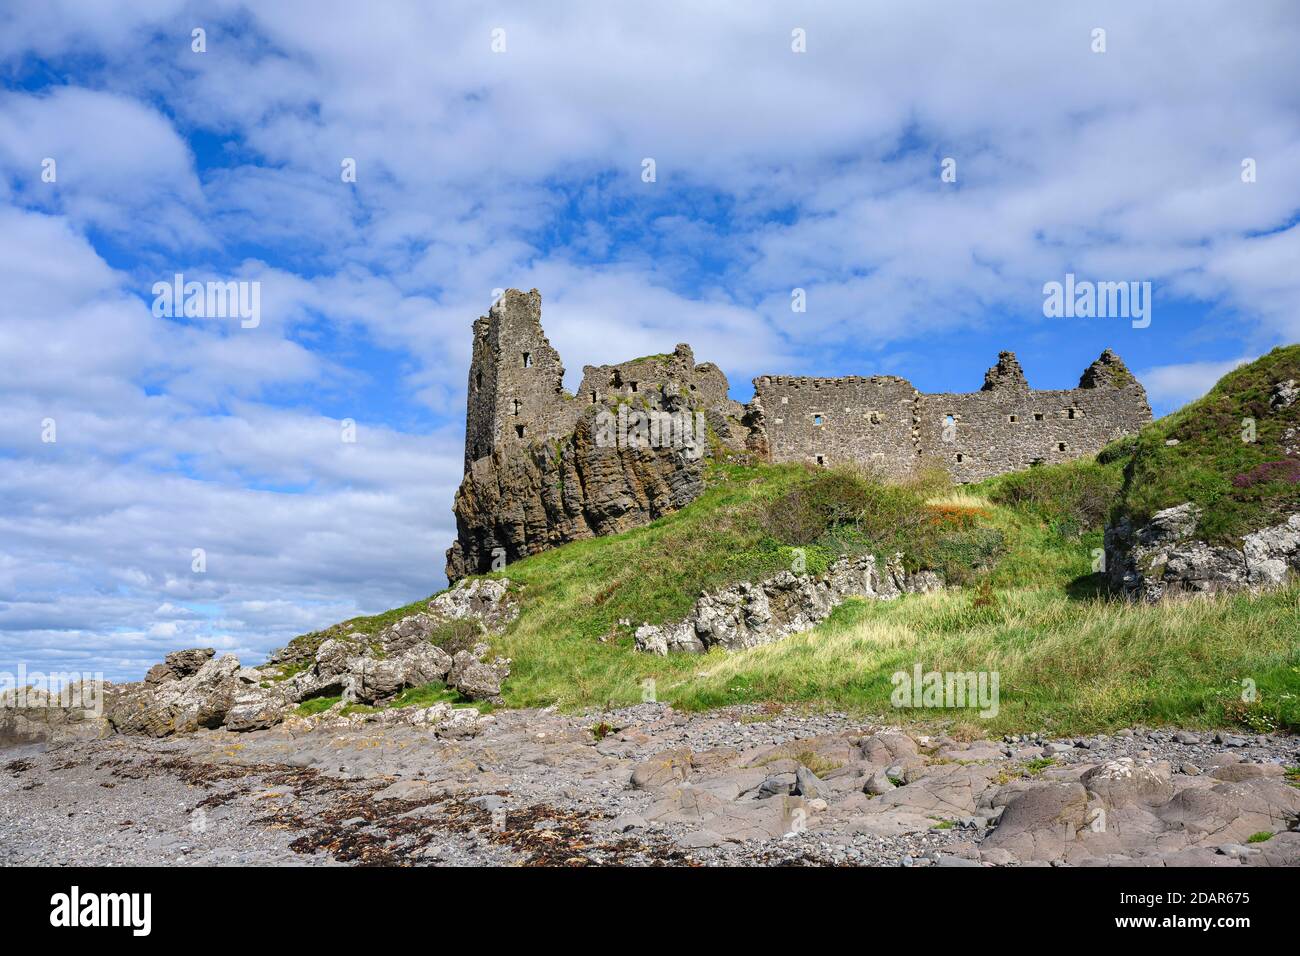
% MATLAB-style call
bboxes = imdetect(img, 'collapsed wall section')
[578,344,749,449]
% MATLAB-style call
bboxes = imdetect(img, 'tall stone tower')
[463,289,567,468]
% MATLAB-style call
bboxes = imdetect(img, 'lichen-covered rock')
[144,647,215,685]
[402,642,454,686]
[447,650,510,701]
[1270,378,1298,410]
[1243,515,1300,586]
[105,688,179,737]
[223,687,292,732]
[426,578,519,633]
[0,684,115,746]
[172,654,243,731]
[1105,503,1300,601]
[268,579,518,669]
[313,637,352,678]
[347,658,407,704]
[104,653,247,736]
[635,552,944,654]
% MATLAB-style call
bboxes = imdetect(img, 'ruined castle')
[446,289,1151,580]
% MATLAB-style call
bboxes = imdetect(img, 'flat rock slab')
[3,704,1297,867]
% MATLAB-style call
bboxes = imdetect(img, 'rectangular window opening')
[522,352,532,368]
[516,425,526,439]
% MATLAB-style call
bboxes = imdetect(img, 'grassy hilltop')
[283,349,1300,736]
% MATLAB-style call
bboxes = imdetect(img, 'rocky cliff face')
[446,407,705,581]
[1105,503,1300,601]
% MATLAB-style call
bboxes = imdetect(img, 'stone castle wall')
[447,289,1152,579]
[754,349,1152,482]
[750,375,920,479]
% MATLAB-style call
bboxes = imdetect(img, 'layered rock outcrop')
[634,553,943,654]
[2,578,519,744]
[1105,503,1300,601]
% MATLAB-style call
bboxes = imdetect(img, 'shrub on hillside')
[428,617,483,656]
[763,466,1003,582]
[988,459,1122,536]
[1231,458,1300,489]
[764,466,930,547]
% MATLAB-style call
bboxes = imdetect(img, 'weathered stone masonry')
[446,289,1152,580]
[754,348,1152,482]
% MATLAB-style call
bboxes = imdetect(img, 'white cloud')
[1140,357,1252,409]
[0,87,205,243]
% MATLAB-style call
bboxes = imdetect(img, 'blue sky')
[1,1,1298,681]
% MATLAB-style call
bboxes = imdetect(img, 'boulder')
[402,642,454,685]
[981,782,1089,863]
[427,578,519,632]
[630,749,692,790]
[224,688,291,732]
[858,731,919,765]
[1,684,115,746]
[105,688,178,737]
[1156,778,1300,846]
[143,647,215,685]
[794,765,830,800]
[862,769,895,796]
[349,658,407,704]
[313,638,353,678]
[172,654,243,731]
[446,649,509,701]
[1081,758,1174,808]
[877,764,997,818]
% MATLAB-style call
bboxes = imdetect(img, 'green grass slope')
[280,350,1300,735]
[1103,344,1300,542]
